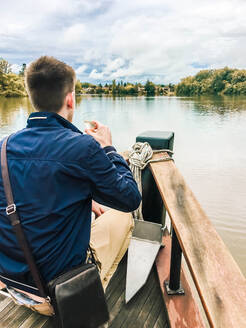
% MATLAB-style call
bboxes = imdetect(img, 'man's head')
[25,56,76,121]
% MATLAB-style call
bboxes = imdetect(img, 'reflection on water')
[0,95,246,276]
[191,95,246,116]
[0,97,33,137]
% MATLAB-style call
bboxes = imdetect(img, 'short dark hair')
[25,56,75,112]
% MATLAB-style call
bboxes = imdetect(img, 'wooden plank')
[39,318,54,328]
[0,299,16,320]
[106,258,126,303]
[40,318,54,328]
[143,297,163,328]
[154,314,169,328]
[155,307,169,328]
[107,269,125,311]
[108,289,125,326]
[106,258,127,325]
[132,271,161,327]
[0,294,6,302]
[142,269,170,328]
[1,304,30,328]
[111,268,154,328]
[150,152,246,328]
[5,306,33,328]
[18,313,46,328]
[0,296,12,313]
[156,229,206,328]
[29,315,49,328]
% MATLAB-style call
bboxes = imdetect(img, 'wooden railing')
[149,152,246,328]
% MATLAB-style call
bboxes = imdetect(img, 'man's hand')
[85,121,112,148]
[92,200,105,218]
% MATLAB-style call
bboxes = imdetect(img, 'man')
[0,56,141,316]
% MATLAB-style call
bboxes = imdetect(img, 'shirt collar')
[26,112,83,134]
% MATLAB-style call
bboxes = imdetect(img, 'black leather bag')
[1,136,109,328]
[48,262,109,328]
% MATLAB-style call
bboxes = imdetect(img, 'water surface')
[0,95,245,276]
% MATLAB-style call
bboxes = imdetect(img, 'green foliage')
[0,59,27,97]
[112,79,117,95]
[0,59,12,74]
[145,80,155,96]
[194,70,213,82]
[76,81,173,96]
[75,80,82,94]
[81,82,92,88]
[176,67,246,96]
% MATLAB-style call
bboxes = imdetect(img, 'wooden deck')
[0,256,169,328]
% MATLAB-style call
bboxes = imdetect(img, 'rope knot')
[129,141,174,221]
[128,142,153,170]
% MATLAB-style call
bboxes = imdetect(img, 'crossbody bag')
[1,136,109,328]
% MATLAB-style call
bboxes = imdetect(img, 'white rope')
[129,142,173,221]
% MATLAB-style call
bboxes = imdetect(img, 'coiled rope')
[129,142,174,221]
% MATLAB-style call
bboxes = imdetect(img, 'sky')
[0,0,245,84]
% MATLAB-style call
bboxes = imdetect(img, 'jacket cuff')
[103,146,117,155]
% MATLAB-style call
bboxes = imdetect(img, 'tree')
[75,80,82,94]
[231,70,246,84]
[0,58,27,97]
[81,82,91,88]
[96,83,103,94]
[145,80,155,96]
[0,59,12,74]
[0,72,26,97]
[19,63,26,76]
[112,80,117,95]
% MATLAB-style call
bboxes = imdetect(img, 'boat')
[0,130,246,328]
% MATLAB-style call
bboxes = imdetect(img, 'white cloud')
[104,58,125,74]
[1,0,246,83]
[11,64,21,74]
[89,69,105,80]
[75,65,87,75]
[62,24,87,45]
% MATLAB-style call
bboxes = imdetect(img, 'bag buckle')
[6,204,16,215]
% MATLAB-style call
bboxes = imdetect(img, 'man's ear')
[66,92,74,109]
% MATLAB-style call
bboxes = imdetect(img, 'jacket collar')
[26,112,82,134]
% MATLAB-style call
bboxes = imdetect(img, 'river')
[0,95,246,276]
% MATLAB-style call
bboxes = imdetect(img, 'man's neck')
[57,107,73,123]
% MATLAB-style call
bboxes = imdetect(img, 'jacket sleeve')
[85,138,141,212]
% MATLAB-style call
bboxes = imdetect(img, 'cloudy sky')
[0,0,245,84]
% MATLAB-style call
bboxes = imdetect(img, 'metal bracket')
[6,204,16,215]
[164,280,185,295]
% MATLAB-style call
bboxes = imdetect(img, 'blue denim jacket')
[0,112,141,294]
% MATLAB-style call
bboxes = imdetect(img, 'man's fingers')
[92,207,101,218]
[94,208,104,218]
[91,121,99,129]
[85,128,95,136]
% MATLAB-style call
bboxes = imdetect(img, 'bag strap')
[1,136,48,299]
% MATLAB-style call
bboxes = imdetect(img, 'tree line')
[75,79,174,96]
[176,67,246,96]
